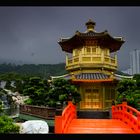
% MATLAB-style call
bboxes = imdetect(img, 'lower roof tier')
[51,72,133,83]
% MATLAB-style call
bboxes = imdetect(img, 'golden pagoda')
[57,19,125,110]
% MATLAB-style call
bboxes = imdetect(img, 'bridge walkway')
[55,101,140,134]
[66,119,135,133]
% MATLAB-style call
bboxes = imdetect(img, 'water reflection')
[1,106,19,117]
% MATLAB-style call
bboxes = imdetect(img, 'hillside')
[0,63,68,79]
[0,63,131,80]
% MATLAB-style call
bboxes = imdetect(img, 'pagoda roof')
[51,72,133,83]
[58,19,125,53]
[75,72,109,80]
[51,72,113,83]
[58,30,124,53]
[72,72,113,83]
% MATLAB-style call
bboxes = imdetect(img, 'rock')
[20,120,49,134]
[17,95,21,100]
[12,96,18,102]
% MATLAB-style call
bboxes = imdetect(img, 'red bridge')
[55,101,140,134]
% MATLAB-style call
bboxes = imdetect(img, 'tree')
[133,74,140,89]
[0,99,2,113]
[23,77,50,106]
[4,80,13,90]
[0,63,67,80]
[48,78,81,107]
[13,79,24,94]
[0,88,4,113]
[116,77,140,110]
[23,77,81,108]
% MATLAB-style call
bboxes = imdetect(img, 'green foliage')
[48,78,81,107]
[116,79,136,94]
[13,79,23,94]
[0,100,3,113]
[4,80,13,90]
[0,88,5,113]
[0,88,15,111]
[116,76,140,110]
[0,72,22,81]
[0,115,20,134]
[24,98,33,105]
[23,77,81,108]
[0,63,67,80]
[59,94,67,101]
[23,76,50,106]
[0,63,80,108]
[47,100,56,107]
[0,63,68,95]
[133,74,140,88]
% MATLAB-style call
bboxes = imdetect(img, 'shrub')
[0,115,20,134]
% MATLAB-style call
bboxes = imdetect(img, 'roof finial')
[85,19,96,32]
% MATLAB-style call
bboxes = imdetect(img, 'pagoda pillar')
[115,53,117,66]
[101,50,104,63]
[66,54,68,66]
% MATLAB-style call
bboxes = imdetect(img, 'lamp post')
[122,93,127,102]
[112,100,115,105]
[68,92,72,101]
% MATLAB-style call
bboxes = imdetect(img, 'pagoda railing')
[112,102,140,133]
[55,101,77,133]
[66,54,117,70]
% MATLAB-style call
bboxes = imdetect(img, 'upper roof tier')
[58,19,125,53]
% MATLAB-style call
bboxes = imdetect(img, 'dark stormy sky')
[0,7,140,71]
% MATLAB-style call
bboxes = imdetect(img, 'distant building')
[130,49,140,75]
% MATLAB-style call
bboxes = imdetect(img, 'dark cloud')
[0,7,139,71]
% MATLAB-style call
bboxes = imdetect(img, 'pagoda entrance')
[80,84,103,110]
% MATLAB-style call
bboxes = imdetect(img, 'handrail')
[67,54,116,64]
[20,104,56,120]
[68,54,115,60]
[55,101,77,133]
[62,101,77,133]
[112,102,140,133]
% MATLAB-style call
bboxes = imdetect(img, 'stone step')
[77,110,110,119]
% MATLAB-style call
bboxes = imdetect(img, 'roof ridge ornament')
[85,19,96,32]
[75,30,80,35]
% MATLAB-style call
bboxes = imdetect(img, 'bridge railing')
[112,102,140,133]
[20,104,56,120]
[55,101,77,133]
